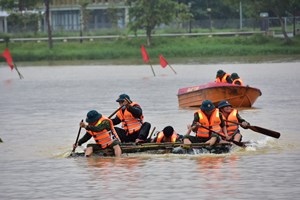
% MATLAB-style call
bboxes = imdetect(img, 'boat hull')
[177,82,262,108]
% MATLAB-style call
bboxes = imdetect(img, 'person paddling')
[218,100,250,143]
[73,110,122,157]
[151,126,183,143]
[112,94,151,143]
[183,100,229,146]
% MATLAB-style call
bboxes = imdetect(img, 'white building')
[0,10,9,33]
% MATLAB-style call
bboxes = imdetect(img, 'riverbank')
[16,54,300,66]
[1,34,300,65]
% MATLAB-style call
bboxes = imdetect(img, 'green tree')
[7,13,40,34]
[250,0,300,43]
[175,2,193,31]
[44,0,53,49]
[126,0,177,46]
[0,0,39,11]
[78,0,90,43]
[107,4,120,30]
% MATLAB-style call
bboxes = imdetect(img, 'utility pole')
[239,0,242,30]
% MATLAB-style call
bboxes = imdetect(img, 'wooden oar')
[225,120,280,139]
[108,105,124,119]
[108,97,132,119]
[199,125,246,147]
[147,126,156,141]
[70,119,83,156]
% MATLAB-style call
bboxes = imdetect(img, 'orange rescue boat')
[177,82,262,108]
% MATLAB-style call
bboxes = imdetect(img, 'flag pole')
[149,61,156,77]
[168,64,177,74]
[13,62,24,79]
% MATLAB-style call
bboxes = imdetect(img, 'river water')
[0,63,299,200]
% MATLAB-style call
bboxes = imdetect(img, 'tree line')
[1,0,300,48]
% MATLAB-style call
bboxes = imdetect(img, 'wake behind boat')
[177,82,262,108]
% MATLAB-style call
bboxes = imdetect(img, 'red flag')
[1,48,14,70]
[159,54,168,68]
[141,45,150,63]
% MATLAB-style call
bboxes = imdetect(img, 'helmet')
[230,73,240,80]
[216,69,225,77]
[200,100,215,111]
[116,93,130,102]
[86,110,102,123]
[163,126,174,137]
[218,100,232,109]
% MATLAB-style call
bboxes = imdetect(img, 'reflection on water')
[0,63,300,200]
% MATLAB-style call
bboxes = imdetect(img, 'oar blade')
[232,140,246,148]
[249,126,281,139]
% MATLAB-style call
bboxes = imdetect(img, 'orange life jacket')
[156,131,178,143]
[232,78,244,86]
[87,116,119,149]
[222,109,239,136]
[195,109,222,138]
[215,73,231,83]
[116,102,144,134]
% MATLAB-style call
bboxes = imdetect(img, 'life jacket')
[195,109,222,138]
[87,116,119,149]
[215,73,231,83]
[156,131,178,143]
[223,109,239,136]
[232,78,244,86]
[116,102,144,134]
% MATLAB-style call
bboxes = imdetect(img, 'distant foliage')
[231,34,271,45]
[7,13,40,34]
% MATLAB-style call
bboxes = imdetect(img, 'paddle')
[225,120,280,139]
[198,125,246,147]
[108,97,132,119]
[108,104,124,119]
[147,126,156,142]
[70,119,83,156]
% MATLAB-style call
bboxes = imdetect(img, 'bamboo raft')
[71,143,233,157]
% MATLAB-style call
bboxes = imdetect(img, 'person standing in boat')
[215,69,232,83]
[74,110,122,157]
[151,126,183,143]
[183,100,229,146]
[218,100,250,143]
[112,94,151,143]
[230,73,244,86]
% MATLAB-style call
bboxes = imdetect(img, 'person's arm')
[219,113,226,128]
[127,105,142,118]
[112,115,121,125]
[219,113,229,139]
[176,133,184,142]
[237,113,250,128]
[78,132,92,146]
[191,113,199,128]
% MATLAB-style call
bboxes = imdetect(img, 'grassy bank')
[1,34,300,65]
